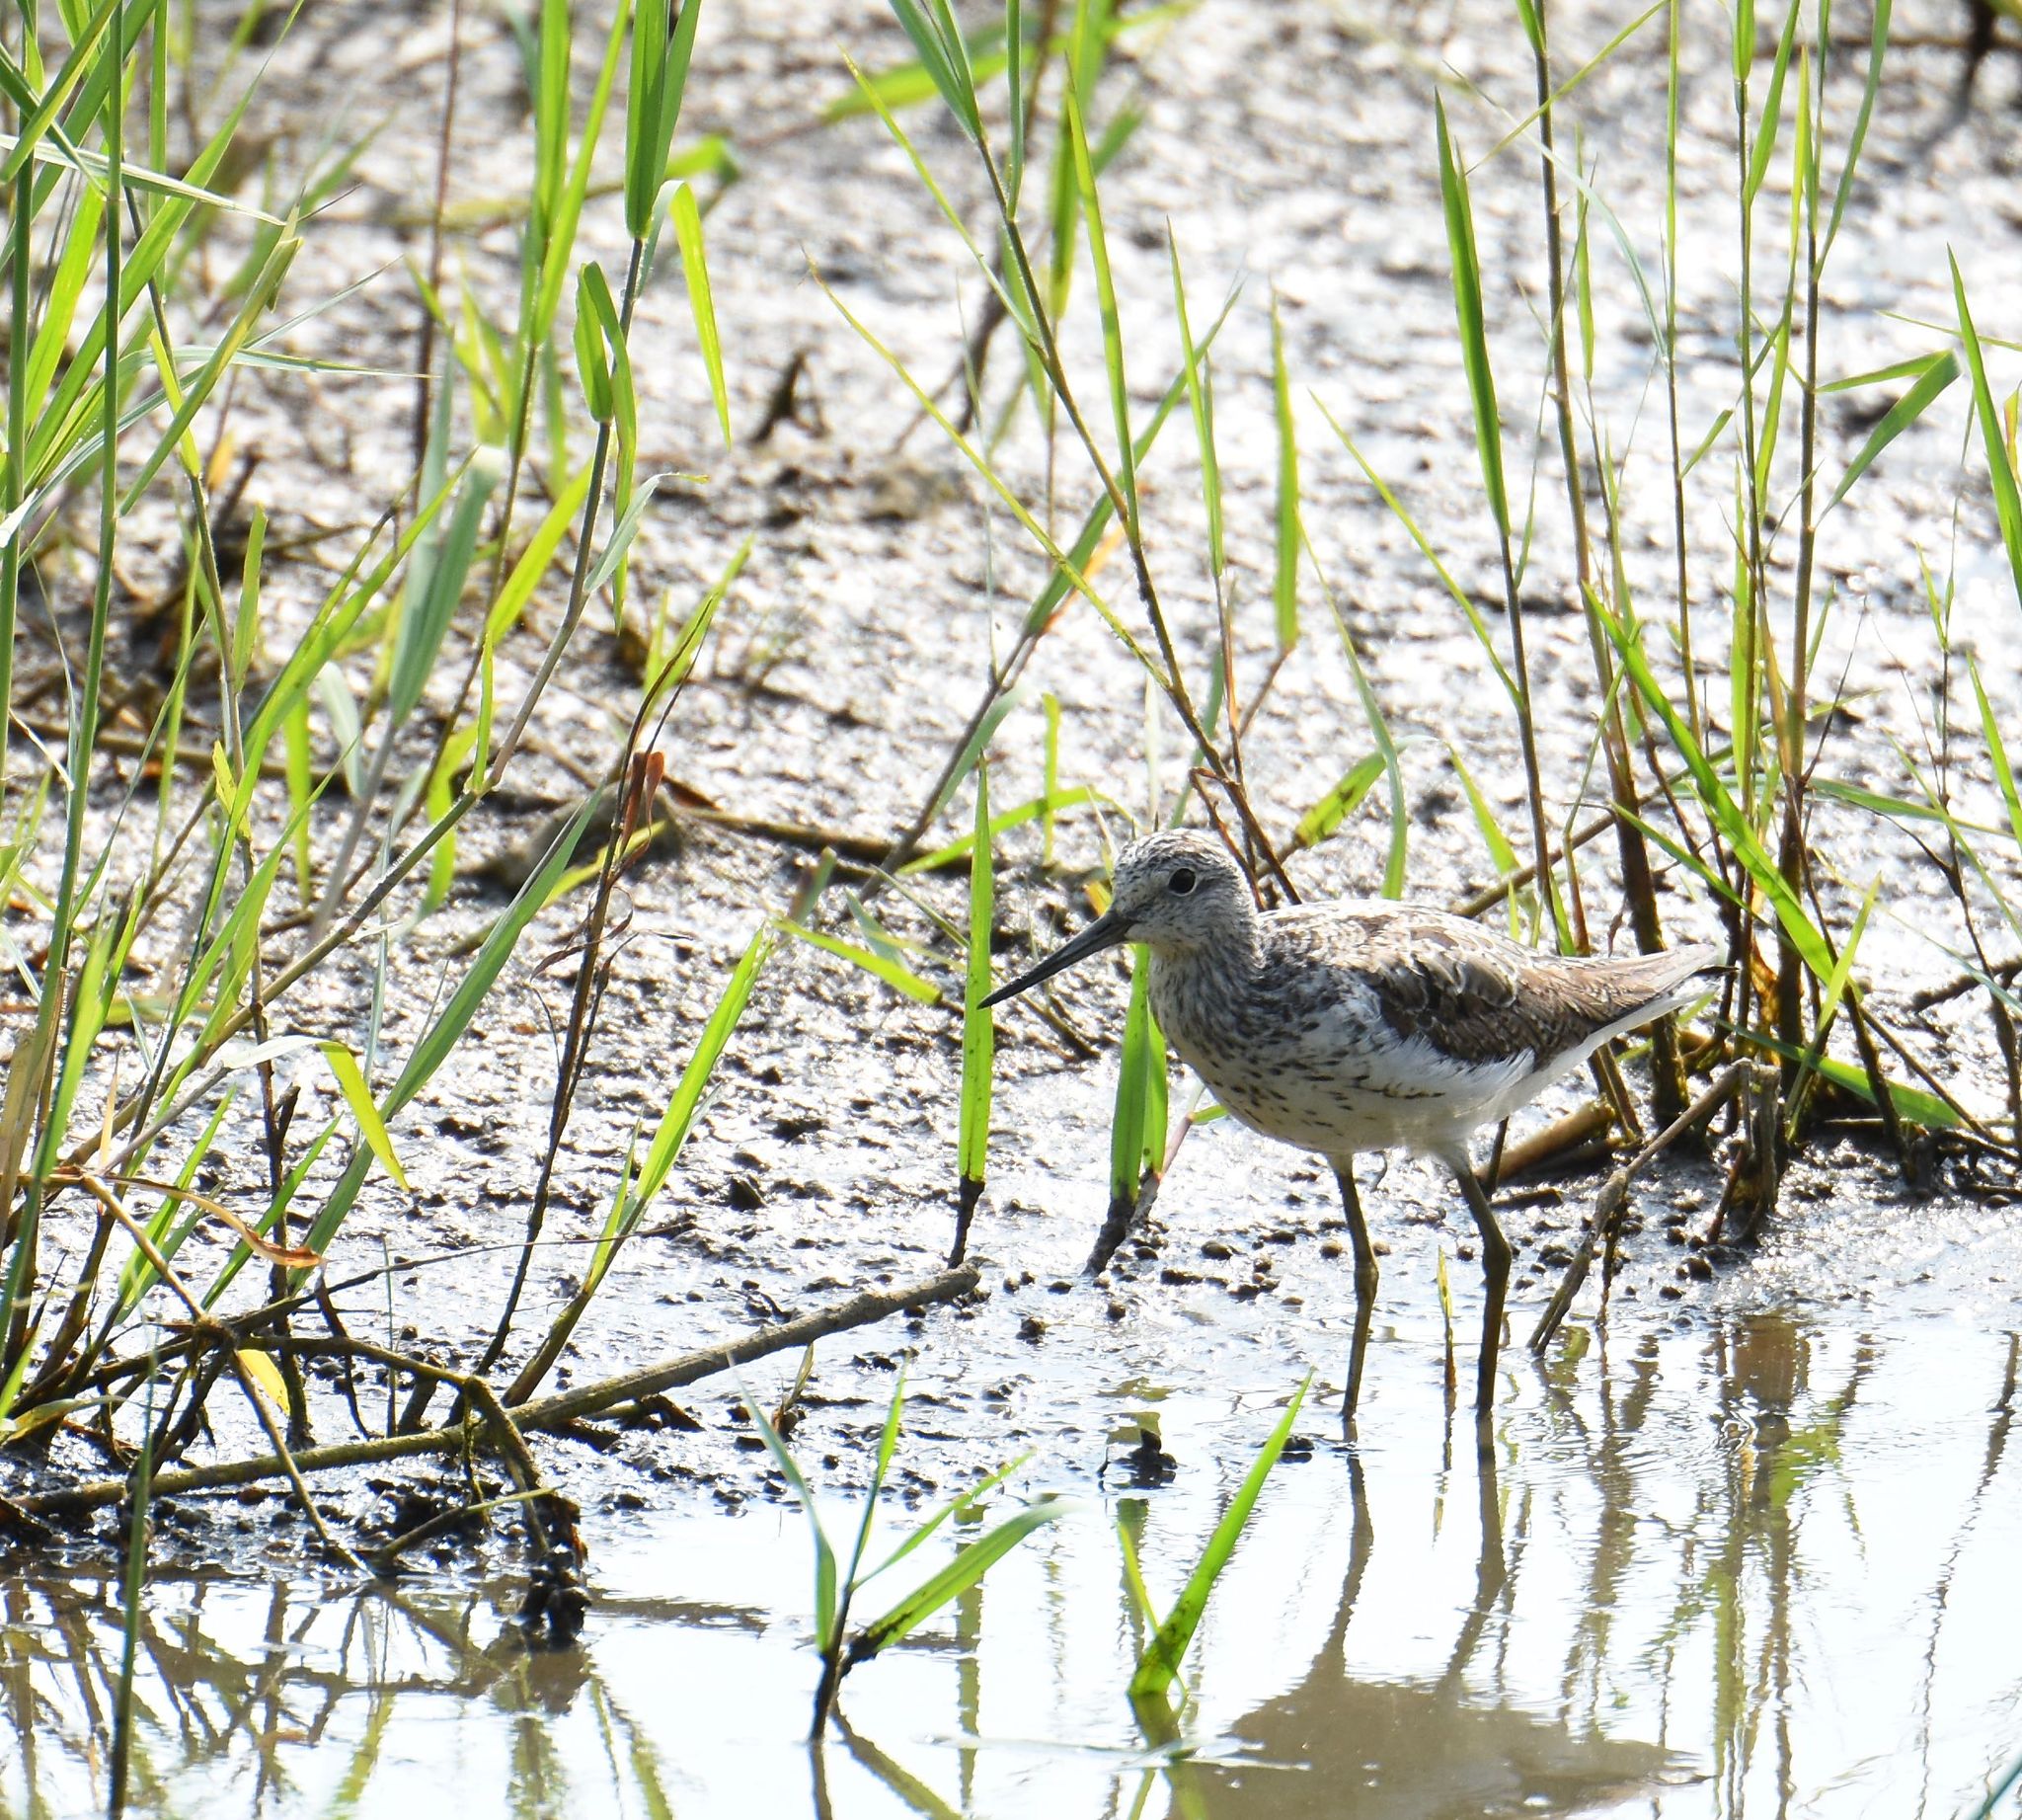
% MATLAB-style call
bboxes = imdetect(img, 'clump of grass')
[0,0,838,1617]
[743,1362,1066,1735]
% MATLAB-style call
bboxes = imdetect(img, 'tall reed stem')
[1525,0,1684,1122]
[1776,40,1824,1078]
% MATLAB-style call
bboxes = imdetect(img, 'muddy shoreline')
[7,0,2022,1807]
[6,0,2022,1572]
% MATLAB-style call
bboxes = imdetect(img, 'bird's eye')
[1168,867,1198,896]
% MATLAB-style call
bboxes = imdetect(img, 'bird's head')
[981,830,1256,1006]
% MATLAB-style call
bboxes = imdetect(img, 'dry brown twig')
[18,1265,979,1519]
[1528,1063,1759,1355]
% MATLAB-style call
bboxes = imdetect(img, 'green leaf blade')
[959,765,995,1189]
[856,1497,1068,1658]
[1128,1377,1310,1701]
[671,182,732,446]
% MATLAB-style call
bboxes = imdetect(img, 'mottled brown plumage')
[1267,907,1716,1072]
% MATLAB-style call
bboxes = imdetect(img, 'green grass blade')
[230,507,266,692]
[626,924,773,1214]
[1784,875,1879,1134]
[854,1497,1067,1658]
[671,181,731,445]
[319,1044,409,1191]
[1972,658,2022,853]
[780,921,941,1004]
[843,1368,909,1595]
[742,1390,841,1649]
[534,4,628,340]
[583,470,686,599]
[959,764,995,1190]
[921,670,1021,840]
[1117,1513,1162,1632]
[1270,291,1299,651]
[0,0,123,185]
[1434,97,1507,538]
[1064,83,1134,534]
[1822,0,1890,259]
[486,460,596,648]
[900,785,1101,874]
[1109,949,1154,1209]
[1167,231,1223,582]
[885,0,983,139]
[1293,752,1385,850]
[575,264,616,422]
[506,921,775,1401]
[1448,743,1522,930]
[1335,599,1407,898]
[1744,1030,1958,1130]
[1825,351,1957,512]
[1142,998,1168,1183]
[1820,353,1950,393]
[1041,692,1061,862]
[1743,0,1803,207]
[1448,744,1519,880]
[1004,0,1025,202]
[1128,1377,1309,1701]
[1951,257,2022,611]
[116,228,299,511]
[529,0,571,249]
[1603,609,1833,979]
[390,452,501,728]
[861,1450,1036,1585]
[624,0,704,239]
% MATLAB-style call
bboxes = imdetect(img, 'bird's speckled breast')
[1146,942,1475,1159]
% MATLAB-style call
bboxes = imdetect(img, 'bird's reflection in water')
[1167,1426,1678,1819]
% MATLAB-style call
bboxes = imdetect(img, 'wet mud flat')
[5,0,2022,1811]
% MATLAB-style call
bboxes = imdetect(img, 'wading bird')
[984,830,1719,1424]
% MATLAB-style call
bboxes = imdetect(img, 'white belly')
[1187,1036,1536,1164]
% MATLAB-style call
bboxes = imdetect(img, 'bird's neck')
[1144,917,1262,1018]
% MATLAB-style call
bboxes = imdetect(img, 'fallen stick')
[1490,1100,1614,1185]
[1908,954,2022,1011]
[1527,1064,1754,1355]
[15,1266,979,1518]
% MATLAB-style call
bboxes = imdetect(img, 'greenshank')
[983,830,1720,1420]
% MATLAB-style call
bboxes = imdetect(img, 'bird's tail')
[1580,941,1725,1041]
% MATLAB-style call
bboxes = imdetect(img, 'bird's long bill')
[980,909,1131,1007]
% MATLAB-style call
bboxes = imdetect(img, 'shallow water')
[10,1305,2019,1819]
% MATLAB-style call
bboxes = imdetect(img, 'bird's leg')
[1333,1161,1378,1434]
[1451,1165,1513,1421]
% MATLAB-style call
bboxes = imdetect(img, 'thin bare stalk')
[409,0,466,502]
[1524,0,1683,1122]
